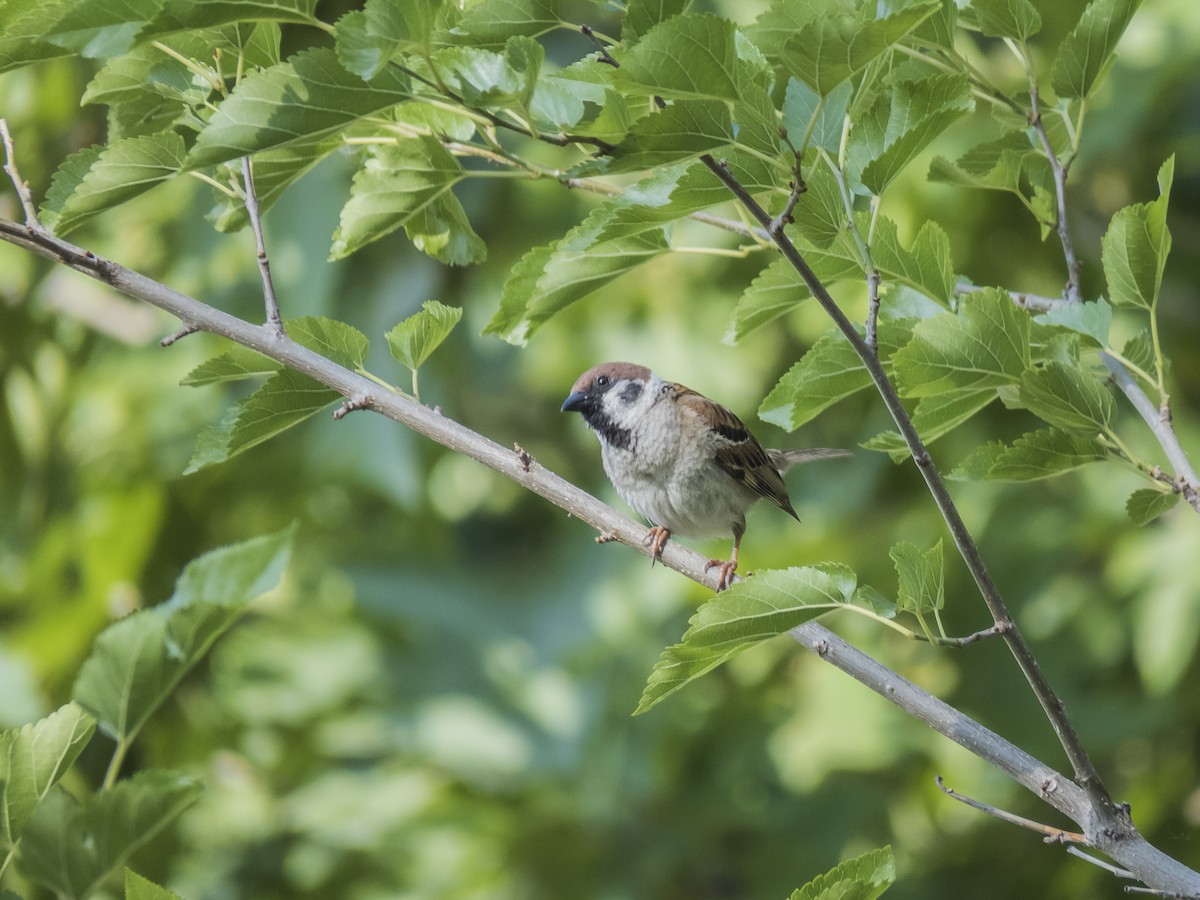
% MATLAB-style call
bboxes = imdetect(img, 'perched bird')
[561,361,850,590]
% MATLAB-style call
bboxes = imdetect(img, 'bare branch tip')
[161,324,201,347]
[1,117,43,229]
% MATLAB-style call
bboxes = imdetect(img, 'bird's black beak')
[561,390,588,413]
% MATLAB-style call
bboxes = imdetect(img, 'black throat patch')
[583,408,634,451]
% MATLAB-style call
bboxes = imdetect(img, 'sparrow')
[561,362,850,590]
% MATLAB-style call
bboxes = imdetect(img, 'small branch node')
[1041,776,1059,795]
[0,118,42,229]
[814,639,830,657]
[594,530,619,544]
[513,442,534,472]
[161,324,201,347]
[333,394,371,420]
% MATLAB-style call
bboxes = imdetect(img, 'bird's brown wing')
[672,384,798,520]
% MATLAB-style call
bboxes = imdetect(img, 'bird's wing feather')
[673,385,798,519]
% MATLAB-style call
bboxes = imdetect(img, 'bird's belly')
[605,453,747,538]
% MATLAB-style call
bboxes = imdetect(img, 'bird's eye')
[596,375,610,387]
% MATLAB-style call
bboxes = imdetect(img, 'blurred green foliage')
[2,1,1200,898]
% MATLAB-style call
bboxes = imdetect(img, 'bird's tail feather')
[767,447,852,473]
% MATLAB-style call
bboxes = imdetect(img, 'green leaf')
[782,78,852,154]
[1122,330,1156,376]
[892,287,1030,395]
[181,347,279,387]
[386,300,463,371]
[780,3,940,96]
[851,74,973,195]
[790,163,849,250]
[1101,155,1173,310]
[1126,488,1180,526]
[635,564,859,715]
[789,846,895,900]
[335,0,439,78]
[126,869,186,900]
[760,319,913,429]
[928,130,1033,195]
[188,48,411,167]
[210,135,341,232]
[608,100,735,172]
[622,0,688,45]
[1034,298,1112,347]
[331,136,485,264]
[0,0,75,73]
[890,540,943,615]
[0,704,96,849]
[485,206,670,345]
[746,0,846,65]
[18,772,203,900]
[40,133,186,236]
[949,428,1108,480]
[148,0,319,33]
[289,316,370,369]
[863,388,996,461]
[449,0,561,46]
[971,0,1041,40]
[617,13,741,102]
[1051,0,1143,100]
[40,0,162,58]
[871,217,955,306]
[1019,359,1114,433]
[72,526,294,743]
[724,253,859,345]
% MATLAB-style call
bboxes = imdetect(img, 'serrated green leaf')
[335,0,439,78]
[1051,0,1142,100]
[72,527,294,743]
[1122,330,1155,375]
[789,846,895,900]
[485,207,670,345]
[40,0,162,58]
[188,48,410,167]
[450,0,561,47]
[0,704,95,849]
[126,869,186,900]
[853,585,896,619]
[871,217,955,306]
[40,133,185,236]
[618,13,742,102]
[288,316,369,369]
[746,0,849,65]
[622,0,688,45]
[890,539,943,615]
[181,346,279,387]
[971,0,1041,40]
[928,131,1032,196]
[331,136,485,264]
[210,135,341,232]
[1034,298,1111,347]
[853,74,973,194]
[635,564,858,715]
[780,3,940,96]
[386,300,462,372]
[147,0,318,33]
[725,254,859,345]
[790,163,849,250]
[608,100,735,172]
[949,428,1108,481]
[1101,155,1173,310]
[18,772,203,900]
[760,319,913,429]
[0,0,75,73]
[863,388,995,461]
[1019,359,1114,433]
[782,78,852,154]
[1126,488,1179,526]
[892,287,1029,395]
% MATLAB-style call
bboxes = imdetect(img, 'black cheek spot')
[620,381,643,403]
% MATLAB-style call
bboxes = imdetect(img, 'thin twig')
[769,176,805,238]
[938,622,1009,647]
[1125,887,1200,898]
[333,394,372,420]
[937,776,1086,843]
[161,324,200,346]
[699,153,1119,824]
[1067,846,1136,879]
[240,157,284,335]
[865,269,882,354]
[0,118,42,228]
[580,24,619,67]
[1027,85,1081,303]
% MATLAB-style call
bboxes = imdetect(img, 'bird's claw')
[644,526,671,566]
[704,558,738,592]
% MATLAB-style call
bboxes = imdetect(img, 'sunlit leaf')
[126,869,186,900]
[635,564,859,715]
[622,0,687,45]
[0,704,95,849]
[971,0,1041,40]
[1019,359,1114,433]
[608,100,735,172]
[788,845,895,900]
[335,0,440,78]
[0,0,75,73]
[386,300,463,372]
[863,389,996,460]
[1126,488,1180,526]
[617,13,742,102]
[72,526,294,743]
[950,428,1108,481]
[890,540,943,615]
[1051,0,1143,100]
[1101,155,1173,310]
[1034,298,1112,347]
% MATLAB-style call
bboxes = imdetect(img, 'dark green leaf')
[724,254,858,345]
[452,0,562,47]
[335,0,441,79]
[863,388,996,461]
[41,133,185,236]
[0,704,95,849]
[188,48,410,167]
[1051,0,1143,100]
[971,0,1041,40]
[210,135,341,232]
[949,428,1108,481]
[890,540,943,615]
[622,0,688,45]
[608,100,735,172]
[181,346,280,386]
[1033,298,1111,347]
[782,78,852,154]
[0,0,75,73]
[386,300,463,371]
[1126,488,1180,526]
[147,0,318,33]
[40,0,162,58]
[1101,155,1173,310]
[635,565,858,715]
[1019,359,1114,433]
[331,136,485,265]
[18,772,203,900]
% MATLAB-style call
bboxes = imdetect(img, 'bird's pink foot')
[705,557,738,591]
[645,526,671,565]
